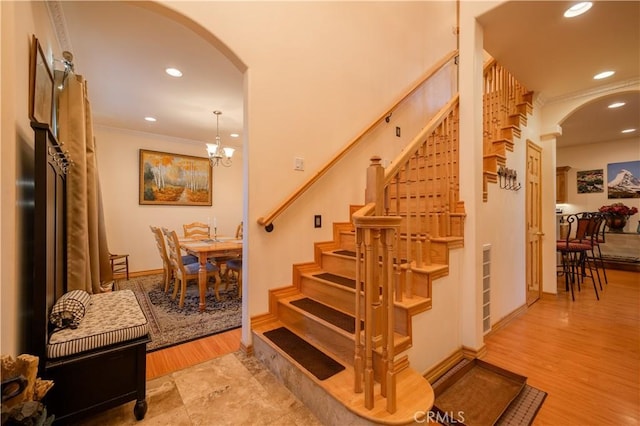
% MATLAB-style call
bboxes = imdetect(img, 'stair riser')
[339,231,356,251]
[321,254,356,279]
[300,276,358,316]
[278,302,356,367]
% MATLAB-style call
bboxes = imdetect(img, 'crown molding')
[538,78,640,106]
[46,1,73,58]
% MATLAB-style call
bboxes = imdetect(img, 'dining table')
[179,237,242,311]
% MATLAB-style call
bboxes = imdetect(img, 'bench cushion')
[48,289,149,359]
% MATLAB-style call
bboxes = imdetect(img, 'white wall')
[157,1,459,350]
[1,1,64,356]
[95,126,244,273]
[2,1,463,360]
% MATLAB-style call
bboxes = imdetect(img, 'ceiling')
[53,1,244,148]
[479,1,639,147]
[51,1,639,150]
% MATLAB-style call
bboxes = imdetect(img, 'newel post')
[365,156,384,215]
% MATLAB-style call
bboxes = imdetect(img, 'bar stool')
[110,253,130,280]
[556,214,599,301]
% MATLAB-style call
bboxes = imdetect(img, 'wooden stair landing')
[253,319,435,425]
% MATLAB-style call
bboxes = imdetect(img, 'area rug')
[117,274,241,352]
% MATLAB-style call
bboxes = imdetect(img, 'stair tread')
[263,326,346,380]
[313,271,356,289]
[290,297,361,333]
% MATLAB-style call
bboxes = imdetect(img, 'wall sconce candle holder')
[497,166,521,191]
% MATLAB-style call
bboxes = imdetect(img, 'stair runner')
[313,272,356,289]
[290,297,362,333]
[332,249,408,265]
[263,327,345,380]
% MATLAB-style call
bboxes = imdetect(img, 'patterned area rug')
[117,274,241,352]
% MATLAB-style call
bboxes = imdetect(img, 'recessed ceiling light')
[165,67,182,77]
[608,102,626,109]
[621,128,636,134]
[230,133,239,138]
[564,2,593,18]
[593,70,615,80]
[144,116,157,122]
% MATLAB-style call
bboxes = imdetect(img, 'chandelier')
[206,110,234,167]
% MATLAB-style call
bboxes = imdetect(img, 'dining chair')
[224,258,242,298]
[162,227,221,308]
[150,226,198,293]
[183,222,210,239]
[582,212,607,288]
[109,252,129,280]
[557,214,599,301]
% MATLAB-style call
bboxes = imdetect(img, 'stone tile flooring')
[77,352,322,426]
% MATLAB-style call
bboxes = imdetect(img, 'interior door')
[526,141,543,305]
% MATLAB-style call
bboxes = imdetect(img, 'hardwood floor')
[146,327,241,380]
[483,269,639,425]
[144,270,639,424]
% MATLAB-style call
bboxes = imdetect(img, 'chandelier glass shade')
[207,111,234,167]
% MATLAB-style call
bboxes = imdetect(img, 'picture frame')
[576,169,604,194]
[139,149,212,206]
[28,35,54,127]
[607,160,640,199]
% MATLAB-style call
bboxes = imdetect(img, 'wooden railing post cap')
[370,156,382,165]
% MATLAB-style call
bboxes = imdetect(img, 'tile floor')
[77,351,322,426]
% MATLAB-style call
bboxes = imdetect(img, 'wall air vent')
[482,244,491,334]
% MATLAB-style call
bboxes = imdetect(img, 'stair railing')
[257,50,459,232]
[482,59,533,200]
[352,94,463,414]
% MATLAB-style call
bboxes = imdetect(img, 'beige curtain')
[57,74,113,293]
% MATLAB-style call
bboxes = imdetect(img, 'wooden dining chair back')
[150,226,172,293]
[183,222,210,239]
[162,228,220,308]
[109,253,129,280]
[150,226,198,293]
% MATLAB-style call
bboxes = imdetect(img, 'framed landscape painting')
[139,149,212,206]
[607,160,640,199]
[576,169,603,193]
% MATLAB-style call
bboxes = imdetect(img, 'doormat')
[430,358,546,426]
[117,274,241,352]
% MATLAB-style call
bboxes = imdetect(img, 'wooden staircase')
[482,59,534,201]
[252,97,465,425]
[252,214,464,424]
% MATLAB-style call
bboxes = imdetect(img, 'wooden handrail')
[257,50,459,231]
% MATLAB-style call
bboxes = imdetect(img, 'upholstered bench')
[43,289,150,423]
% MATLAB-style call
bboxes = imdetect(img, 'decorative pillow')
[49,289,91,330]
